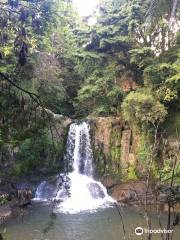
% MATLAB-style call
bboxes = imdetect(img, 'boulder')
[110,181,153,204]
[0,205,12,224]
[101,175,118,189]
[87,183,105,199]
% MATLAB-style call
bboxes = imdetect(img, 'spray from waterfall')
[35,121,114,213]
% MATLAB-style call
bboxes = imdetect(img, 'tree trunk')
[171,0,177,18]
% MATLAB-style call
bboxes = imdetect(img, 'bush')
[144,63,176,87]
[14,129,57,176]
[127,166,138,180]
[76,74,123,117]
[122,90,167,129]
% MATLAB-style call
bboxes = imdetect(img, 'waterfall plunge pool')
[2,122,179,239]
[1,204,180,240]
[34,122,114,214]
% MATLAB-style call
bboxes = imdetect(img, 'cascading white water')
[72,122,93,176]
[35,121,114,213]
[35,181,47,200]
[55,122,114,213]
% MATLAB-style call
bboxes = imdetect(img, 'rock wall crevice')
[89,117,138,180]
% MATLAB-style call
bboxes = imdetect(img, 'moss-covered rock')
[89,116,139,181]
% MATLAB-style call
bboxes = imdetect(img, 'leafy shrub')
[14,129,56,176]
[122,90,167,128]
[127,166,138,180]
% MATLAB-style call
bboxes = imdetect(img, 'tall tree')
[146,0,179,24]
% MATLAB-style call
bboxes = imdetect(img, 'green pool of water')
[1,204,180,240]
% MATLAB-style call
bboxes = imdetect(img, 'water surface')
[1,204,179,240]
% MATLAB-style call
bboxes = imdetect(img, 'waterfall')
[35,121,114,213]
[35,181,47,200]
[65,122,93,176]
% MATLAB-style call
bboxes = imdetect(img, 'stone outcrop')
[0,205,12,224]
[117,73,139,92]
[50,115,71,145]
[109,181,154,204]
[101,175,119,188]
[120,128,131,168]
[88,116,179,206]
[89,117,139,179]
[89,115,180,182]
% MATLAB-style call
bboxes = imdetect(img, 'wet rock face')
[89,117,123,177]
[0,144,17,174]
[35,176,60,199]
[101,175,118,189]
[89,117,139,179]
[110,181,153,204]
[36,181,57,199]
[0,205,12,224]
[118,73,139,92]
[120,129,131,168]
[87,183,105,199]
[0,180,35,208]
[90,117,123,159]
[35,174,71,200]
[56,174,71,199]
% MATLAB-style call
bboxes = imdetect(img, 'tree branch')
[0,72,41,105]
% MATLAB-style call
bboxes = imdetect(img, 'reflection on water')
[0,204,180,240]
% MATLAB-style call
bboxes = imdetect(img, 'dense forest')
[0,0,179,178]
[0,1,180,238]
[0,0,180,201]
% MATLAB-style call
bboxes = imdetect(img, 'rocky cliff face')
[88,116,179,207]
[89,117,139,180]
[89,116,179,203]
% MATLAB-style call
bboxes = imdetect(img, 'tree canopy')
[0,0,180,176]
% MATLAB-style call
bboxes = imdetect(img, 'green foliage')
[127,166,138,180]
[109,127,122,175]
[146,0,179,27]
[159,159,180,185]
[99,0,126,11]
[163,111,180,137]
[0,194,8,205]
[0,0,80,148]
[122,90,167,128]
[129,47,155,69]
[75,73,123,116]
[136,132,160,179]
[143,47,180,105]
[156,86,178,103]
[166,56,180,94]
[144,63,177,87]
[0,0,56,69]
[74,0,174,117]
[75,52,104,79]
[0,0,180,183]
[137,134,151,166]
[14,129,57,176]
[167,73,180,91]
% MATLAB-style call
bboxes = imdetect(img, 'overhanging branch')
[0,72,41,105]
